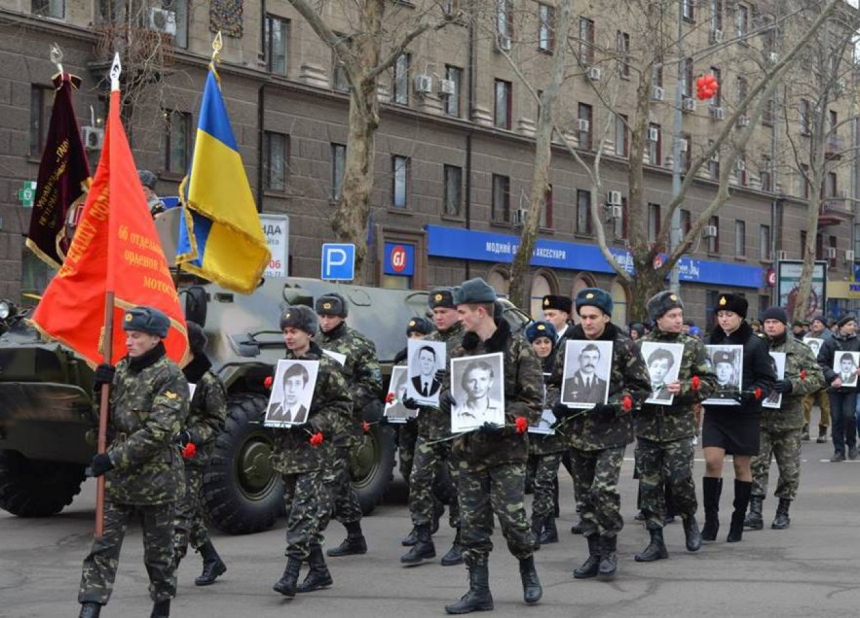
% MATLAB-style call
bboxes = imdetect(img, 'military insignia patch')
[670,294,677,301]
[124,314,133,322]
[409,320,416,327]
[165,391,178,400]
[435,293,443,302]
[719,296,727,306]
[586,293,594,299]
[543,299,550,307]
[323,302,332,310]
[537,324,545,330]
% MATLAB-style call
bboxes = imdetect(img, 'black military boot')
[444,564,493,614]
[441,529,464,566]
[518,556,542,605]
[150,599,170,618]
[744,496,764,530]
[726,479,752,543]
[682,515,702,552]
[432,500,445,535]
[538,515,558,545]
[195,540,227,586]
[570,503,585,534]
[573,534,601,579]
[531,516,542,551]
[327,522,368,557]
[402,526,418,547]
[771,498,791,530]
[272,556,302,597]
[634,527,668,562]
[597,535,618,580]
[400,524,436,565]
[297,545,333,593]
[78,602,101,618]
[701,477,723,541]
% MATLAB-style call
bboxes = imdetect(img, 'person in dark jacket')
[701,294,776,544]
[816,314,860,462]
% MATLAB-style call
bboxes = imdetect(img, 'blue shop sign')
[383,242,415,276]
[425,225,762,289]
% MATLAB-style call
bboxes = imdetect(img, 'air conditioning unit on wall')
[149,7,177,36]
[702,225,718,239]
[82,126,104,150]
[414,75,433,94]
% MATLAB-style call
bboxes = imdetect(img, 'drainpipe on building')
[669,0,684,295]
[257,83,265,213]
[464,9,476,280]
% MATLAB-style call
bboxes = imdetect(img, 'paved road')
[2,439,859,617]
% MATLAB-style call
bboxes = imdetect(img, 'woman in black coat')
[702,294,776,543]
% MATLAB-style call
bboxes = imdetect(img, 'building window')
[683,0,694,21]
[652,64,663,88]
[799,99,811,135]
[616,31,630,78]
[578,103,593,150]
[162,109,191,175]
[263,131,289,192]
[760,224,771,260]
[708,140,720,179]
[681,58,694,98]
[680,209,692,236]
[264,15,289,76]
[538,4,555,52]
[712,0,723,31]
[800,163,810,199]
[29,85,52,157]
[826,172,838,198]
[736,3,749,38]
[492,174,511,223]
[760,169,772,193]
[682,132,692,172]
[736,76,748,105]
[710,67,722,107]
[829,235,837,268]
[393,53,410,105]
[737,152,747,186]
[392,155,409,209]
[735,220,746,256]
[444,65,462,118]
[614,113,628,157]
[576,189,592,235]
[763,98,775,126]
[647,123,661,166]
[614,197,628,239]
[578,17,595,65]
[160,0,189,49]
[497,0,513,38]
[332,45,349,92]
[494,79,512,129]
[708,215,720,253]
[444,165,462,216]
[541,186,553,228]
[648,203,660,243]
[828,109,838,141]
[331,143,346,201]
[31,0,63,18]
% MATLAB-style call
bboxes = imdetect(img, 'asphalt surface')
[2,438,859,617]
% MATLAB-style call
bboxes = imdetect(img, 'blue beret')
[315,293,348,317]
[453,278,497,305]
[526,320,557,343]
[123,306,170,338]
[575,287,613,317]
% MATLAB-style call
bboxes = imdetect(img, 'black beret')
[281,305,319,334]
[315,293,348,317]
[123,306,170,338]
[837,314,857,328]
[453,278,497,305]
[186,321,208,354]
[647,291,685,321]
[761,306,787,325]
[715,293,748,318]
[406,316,434,336]
[428,287,455,309]
[542,295,572,314]
[575,287,613,317]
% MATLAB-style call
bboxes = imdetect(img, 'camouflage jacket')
[182,354,227,469]
[101,343,189,505]
[271,342,352,475]
[635,328,718,443]
[417,321,465,441]
[314,322,382,444]
[550,322,651,451]
[763,333,825,431]
[449,319,544,469]
[817,332,860,392]
[530,356,567,455]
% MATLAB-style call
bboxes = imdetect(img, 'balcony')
[818,195,854,227]
[825,135,845,161]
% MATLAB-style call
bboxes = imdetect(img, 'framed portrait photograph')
[802,336,823,358]
[406,339,447,406]
[703,345,744,406]
[322,349,346,366]
[450,352,505,433]
[833,351,860,388]
[641,342,684,405]
[384,366,418,423]
[560,340,613,409]
[264,359,320,428]
[763,352,786,409]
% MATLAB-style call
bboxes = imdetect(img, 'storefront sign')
[260,214,289,277]
[384,242,415,276]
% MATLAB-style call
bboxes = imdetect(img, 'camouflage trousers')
[636,437,697,529]
[408,436,459,528]
[174,467,210,560]
[531,452,563,520]
[283,469,331,559]
[751,428,802,500]
[458,461,534,566]
[570,446,625,538]
[79,500,176,605]
[399,421,419,484]
[803,391,830,428]
[322,446,363,527]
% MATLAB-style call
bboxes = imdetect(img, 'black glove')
[87,453,114,477]
[590,404,617,422]
[176,430,193,446]
[773,380,793,394]
[435,368,449,384]
[440,391,457,411]
[552,403,574,420]
[93,363,115,388]
[477,421,504,435]
[402,397,420,410]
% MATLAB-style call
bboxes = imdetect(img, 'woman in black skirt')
[702,294,776,543]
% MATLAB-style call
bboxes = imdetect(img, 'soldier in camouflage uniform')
[744,307,825,531]
[173,321,228,587]
[77,307,188,618]
[270,306,352,597]
[443,279,544,614]
[633,292,717,563]
[313,293,383,557]
[400,289,465,567]
[551,288,651,582]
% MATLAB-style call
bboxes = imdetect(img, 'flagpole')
[94,53,122,539]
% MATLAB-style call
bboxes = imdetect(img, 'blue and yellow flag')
[177,64,270,294]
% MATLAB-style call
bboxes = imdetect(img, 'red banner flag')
[30,90,189,366]
[26,72,91,268]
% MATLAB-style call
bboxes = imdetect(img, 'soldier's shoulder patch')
[164,391,179,400]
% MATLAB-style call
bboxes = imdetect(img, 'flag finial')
[110,53,122,92]
[212,31,223,64]
[50,42,63,76]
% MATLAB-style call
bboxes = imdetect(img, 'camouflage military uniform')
[270,343,351,559]
[752,333,825,501]
[551,322,651,539]
[174,363,227,561]
[313,323,383,527]
[636,329,717,530]
[78,344,189,606]
[448,319,544,567]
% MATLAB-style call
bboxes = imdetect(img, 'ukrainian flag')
[177,65,270,294]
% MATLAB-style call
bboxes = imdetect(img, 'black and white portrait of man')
[450,353,505,432]
[384,366,418,422]
[834,351,860,388]
[560,340,613,409]
[763,352,786,409]
[703,345,743,406]
[406,339,447,406]
[264,360,319,427]
[641,342,684,405]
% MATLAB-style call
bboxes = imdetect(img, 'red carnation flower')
[800,370,807,381]
[515,417,528,434]
[309,432,324,446]
[622,395,633,412]
[754,387,763,400]
[264,376,274,389]
[181,442,197,459]
[385,392,397,404]
[691,376,701,390]
[363,421,371,434]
